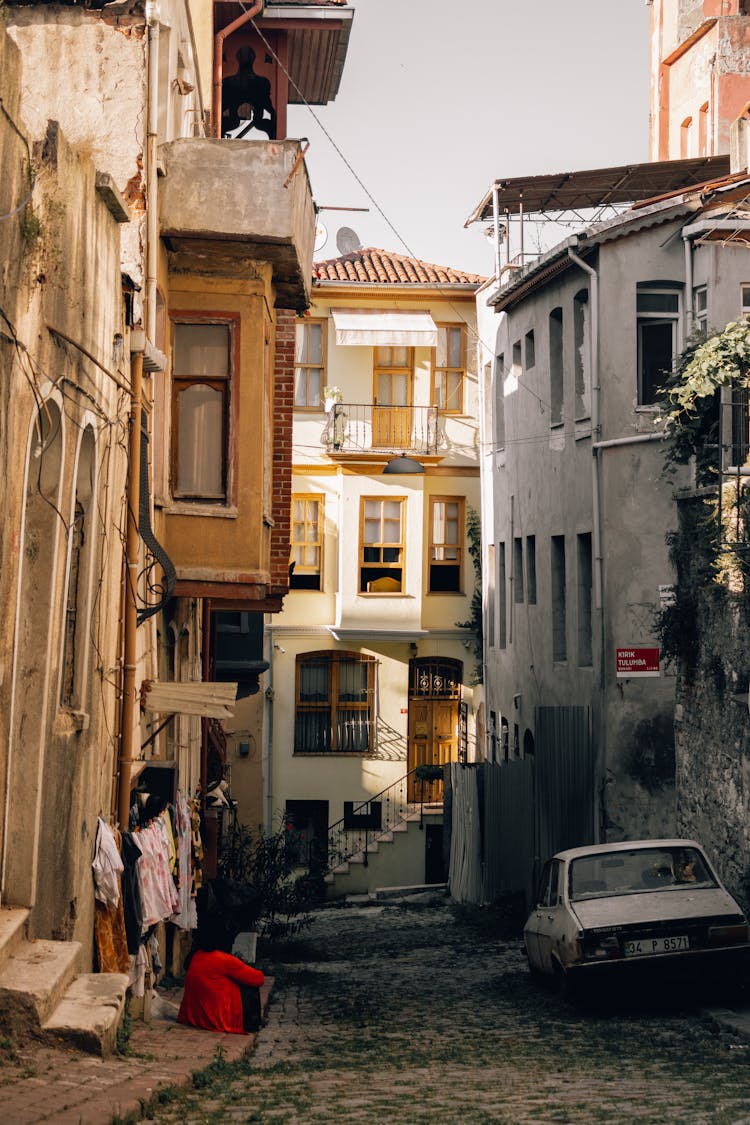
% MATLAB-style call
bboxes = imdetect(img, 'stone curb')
[703,1006,750,1042]
[0,980,273,1125]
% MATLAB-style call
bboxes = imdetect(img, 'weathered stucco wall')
[0,22,129,951]
[6,7,147,289]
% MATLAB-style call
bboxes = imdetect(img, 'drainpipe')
[492,183,502,283]
[117,347,144,829]
[116,2,159,829]
[145,1,160,339]
[567,246,604,839]
[264,631,275,831]
[683,225,694,337]
[567,248,602,624]
[212,0,263,138]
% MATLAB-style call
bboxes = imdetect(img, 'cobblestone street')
[146,893,750,1125]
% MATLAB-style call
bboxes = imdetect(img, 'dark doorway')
[285,800,329,869]
[425,824,445,884]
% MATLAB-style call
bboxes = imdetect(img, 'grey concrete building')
[469,161,750,892]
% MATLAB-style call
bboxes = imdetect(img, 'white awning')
[140,680,238,719]
[330,308,438,347]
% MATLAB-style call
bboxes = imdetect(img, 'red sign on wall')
[616,648,660,678]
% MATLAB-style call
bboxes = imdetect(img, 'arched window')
[295,651,376,753]
[5,401,63,906]
[61,426,96,709]
[680,116,693,159]
[573,288,590,420]
[549,307,564,426]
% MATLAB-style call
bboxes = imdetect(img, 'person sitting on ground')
[177,925,264,1035]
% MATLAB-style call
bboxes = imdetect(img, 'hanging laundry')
[121,831,145,955]
[92,820,130,973]
[92,817,123,908]
[170,792,198,931]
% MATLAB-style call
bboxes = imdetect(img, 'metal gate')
[447,706,595,908]
[534,705,596,891]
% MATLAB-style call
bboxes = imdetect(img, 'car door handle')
[546,914,555,922]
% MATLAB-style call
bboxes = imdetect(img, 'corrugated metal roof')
[466,155,732,224]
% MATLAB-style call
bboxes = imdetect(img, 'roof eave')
[312,279,483,293]
[487,196,705,312]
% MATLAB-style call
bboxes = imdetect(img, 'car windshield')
[569,847,717,901]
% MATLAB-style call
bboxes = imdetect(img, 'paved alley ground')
[142,892,750,1125]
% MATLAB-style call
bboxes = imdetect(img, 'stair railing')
[325,767,432,872]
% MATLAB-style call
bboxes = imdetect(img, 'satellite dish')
[336,226,362,255]
[314,221,328,253]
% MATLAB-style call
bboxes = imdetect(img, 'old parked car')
[524,839,750,997]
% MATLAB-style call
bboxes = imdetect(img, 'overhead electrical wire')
[242,4,580,429]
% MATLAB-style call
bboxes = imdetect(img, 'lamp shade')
[383,455,425,475]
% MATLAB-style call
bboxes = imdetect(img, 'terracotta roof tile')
[313,248,485,286]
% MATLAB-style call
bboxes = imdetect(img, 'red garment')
[177,949,265,1034]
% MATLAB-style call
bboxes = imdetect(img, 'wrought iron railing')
[326,767,437,873]
[322,403,440,456]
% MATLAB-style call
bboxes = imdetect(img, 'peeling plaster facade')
[650,0,750,160]
[0,25,131,950]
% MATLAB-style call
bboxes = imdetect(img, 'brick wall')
[269,308,294,599]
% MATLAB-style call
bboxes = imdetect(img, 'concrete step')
[0,938,82,1031]
[373,882,448,900]
[0,907,29,973]
[44,972,129,1056]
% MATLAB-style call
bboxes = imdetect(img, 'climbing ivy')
[655,321,750,677]
[658,328,719,487]
[664,318,750,416]
[456,505,483,684]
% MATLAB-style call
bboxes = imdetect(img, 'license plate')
[623,935,689,957]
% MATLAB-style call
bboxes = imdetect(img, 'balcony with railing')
[322,403,440,457]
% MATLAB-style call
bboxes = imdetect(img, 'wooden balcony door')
[407,658,462,803]
[373,346,413,448]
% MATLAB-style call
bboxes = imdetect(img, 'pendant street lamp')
[382,455,425,474]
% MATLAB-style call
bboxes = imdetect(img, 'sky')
[287,0,652,277]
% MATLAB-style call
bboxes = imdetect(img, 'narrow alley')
[145,894,750,1125]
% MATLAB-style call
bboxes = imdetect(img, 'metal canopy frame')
[465,155,733,226]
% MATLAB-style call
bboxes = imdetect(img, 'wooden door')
[373,346,413,448]
[407,697,460,802]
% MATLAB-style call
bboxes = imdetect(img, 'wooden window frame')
[431,323,466,414]
[290,493,324,591]
[170,312,239,504]
[359,495,406,594]
[294,318,327,411]
[428,495,464,594]
[294,650,375,754]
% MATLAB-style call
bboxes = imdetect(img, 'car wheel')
[552,959,578,1004]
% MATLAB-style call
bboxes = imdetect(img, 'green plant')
[658,328,719,487]
[217,820,315,940]
[115,999,132,1056]
[20,209,41,246]
[414,763,444,782]
[656,497,722,680]
[662,318,750,420]
[456,504,483,682]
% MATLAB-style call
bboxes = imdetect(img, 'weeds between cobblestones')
[132,896,750,1125]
